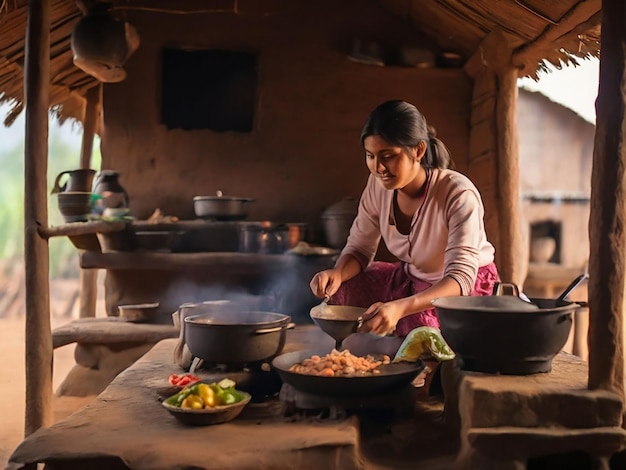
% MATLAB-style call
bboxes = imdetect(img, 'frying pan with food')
[271,348,425,397]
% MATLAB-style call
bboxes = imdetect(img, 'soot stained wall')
[100,0,471,242]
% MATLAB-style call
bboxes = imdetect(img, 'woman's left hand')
[357,301,403,336]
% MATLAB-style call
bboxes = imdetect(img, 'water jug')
[93,170,129,209]
[50,168,96,194]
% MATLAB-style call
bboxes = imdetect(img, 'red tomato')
[168,373,201,387]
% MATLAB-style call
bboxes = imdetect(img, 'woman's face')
[364,135,424,190]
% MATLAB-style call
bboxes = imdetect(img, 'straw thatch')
[0,0,602,127]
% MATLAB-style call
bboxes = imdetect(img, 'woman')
[310,100,499,340]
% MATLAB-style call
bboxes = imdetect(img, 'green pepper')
[220,391,237,405]
[165,384,198,407]
[226,388,247,403]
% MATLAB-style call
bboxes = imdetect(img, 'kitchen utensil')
[173,298,270,370]
[321,197,359,249]
[93,170,129,209]
[183,310,294,365]
[193,191,255,221]
[238,222,309,253]
[309,304,367,350]
[271,348,425,397]
[71,5,139,83]
[433,283,581,375]
[161,391,251,426]
[51,169,96,194]
[557,273,588,301]
[117,302,159,322]
[56,191,94,222]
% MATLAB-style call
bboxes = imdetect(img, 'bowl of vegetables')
[162,378,251,426]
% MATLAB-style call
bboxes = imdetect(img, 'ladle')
[557,273,588,301]
[309,304,366,350]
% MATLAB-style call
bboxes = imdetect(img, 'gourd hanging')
[71,4,140,83]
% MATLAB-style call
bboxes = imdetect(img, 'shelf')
[38,220,128,239]
[80,251,307,271]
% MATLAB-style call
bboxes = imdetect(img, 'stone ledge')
[467,426,626,460]
[457,353,623,429]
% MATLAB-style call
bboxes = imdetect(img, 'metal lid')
[322,197,359,218]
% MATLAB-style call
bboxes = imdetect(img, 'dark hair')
[359,100,455,169]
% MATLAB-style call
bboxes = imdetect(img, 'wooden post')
[79,84,101,318]
[464,32,525,286]
[79,84,100,169]
[587,0,625,400]
[494,66,524,286]
[23,0,52,435]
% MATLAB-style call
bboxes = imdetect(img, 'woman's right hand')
[310,268,343,298]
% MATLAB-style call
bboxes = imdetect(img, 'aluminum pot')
[321,197,358,249]
[193,194,255,220]
[184,310,294,364]
[433,289,581,375]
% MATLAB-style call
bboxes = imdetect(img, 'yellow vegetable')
[181,394,204,410]
[197,383,217,407]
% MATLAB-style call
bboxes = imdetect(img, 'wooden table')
[8,326,453,470]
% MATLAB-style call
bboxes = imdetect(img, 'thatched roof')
[0,0,601,127]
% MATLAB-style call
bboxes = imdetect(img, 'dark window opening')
[160,48,258,132]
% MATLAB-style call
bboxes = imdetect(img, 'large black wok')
[184,311,293,365]
[433,290,582,375]
[271,349,425,397]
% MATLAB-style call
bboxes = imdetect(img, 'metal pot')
[321,197,359,249]
[184,310,294,364]
[193,193,255,221]
[239,222,308,253]
[433,284,581,375]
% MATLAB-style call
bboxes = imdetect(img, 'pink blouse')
[340,168,495,295]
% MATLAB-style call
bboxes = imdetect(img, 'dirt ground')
[0,316,80,466]
[0,273,108,467]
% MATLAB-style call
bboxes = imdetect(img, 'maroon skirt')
[329,261,500,337]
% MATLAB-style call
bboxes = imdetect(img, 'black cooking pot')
[193,194,255,221]
[184,311,293,364]
[433,292,581,375]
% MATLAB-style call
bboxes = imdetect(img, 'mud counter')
[79,251,336,324]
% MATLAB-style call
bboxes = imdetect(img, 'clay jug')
[51,169,96,194]
[93,170,129,209]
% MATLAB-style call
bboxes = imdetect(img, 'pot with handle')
[194,190,255,221]
[51,169,96,194]
[183,310,294,365]
[433,279,585,375]
[272,348,425,397]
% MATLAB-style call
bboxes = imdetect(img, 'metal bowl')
[118,302,160,322]
[309,304,367,349]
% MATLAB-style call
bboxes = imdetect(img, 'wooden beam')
[79,85,100,170]
[77,84,102,319]
[37,220,127,239]
[23,0,52,436]
[465,32,525,286]
[587,0,625,400]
